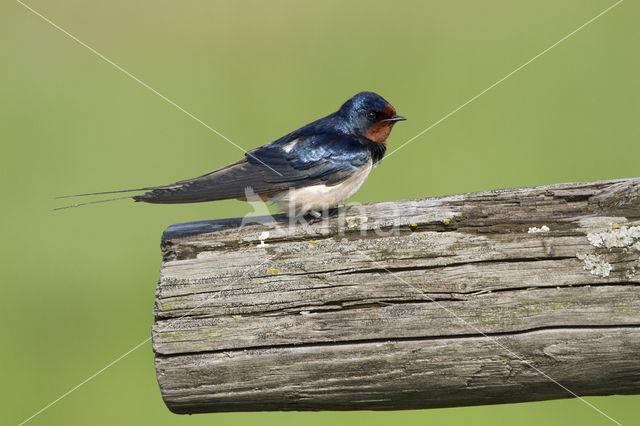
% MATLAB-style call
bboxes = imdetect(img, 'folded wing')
[133,133,371,204]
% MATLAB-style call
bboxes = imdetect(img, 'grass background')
[2,0,639,425]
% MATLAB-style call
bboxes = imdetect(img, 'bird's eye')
[365,111,376,121]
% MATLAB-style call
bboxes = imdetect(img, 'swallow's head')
[339,91,406,143]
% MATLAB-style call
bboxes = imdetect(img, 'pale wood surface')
[153,178,640,413]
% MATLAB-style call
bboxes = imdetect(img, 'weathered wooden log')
[152,178,640,414]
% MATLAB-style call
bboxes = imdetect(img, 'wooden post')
[152,178,640,414]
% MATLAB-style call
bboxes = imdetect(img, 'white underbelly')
[269,160,373,215]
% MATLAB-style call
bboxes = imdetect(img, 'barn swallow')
[57,91,406,216]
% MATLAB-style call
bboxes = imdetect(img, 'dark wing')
[133,133,371,204]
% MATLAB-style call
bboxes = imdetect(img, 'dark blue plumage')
[249,91,395,178]
[248,134,372,184]
[58,92,405,215]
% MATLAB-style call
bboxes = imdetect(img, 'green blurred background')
[3,0,639,425]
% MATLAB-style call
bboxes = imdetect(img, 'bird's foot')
[302,210,325,224]
[328,205,347,217]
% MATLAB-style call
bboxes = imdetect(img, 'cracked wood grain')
[153,177,640,413]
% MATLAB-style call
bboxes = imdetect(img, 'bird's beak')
[382,115,407,123]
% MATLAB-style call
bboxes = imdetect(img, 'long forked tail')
[53,195,134,211]
[53,184,181,211]
[54,159,258,209]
